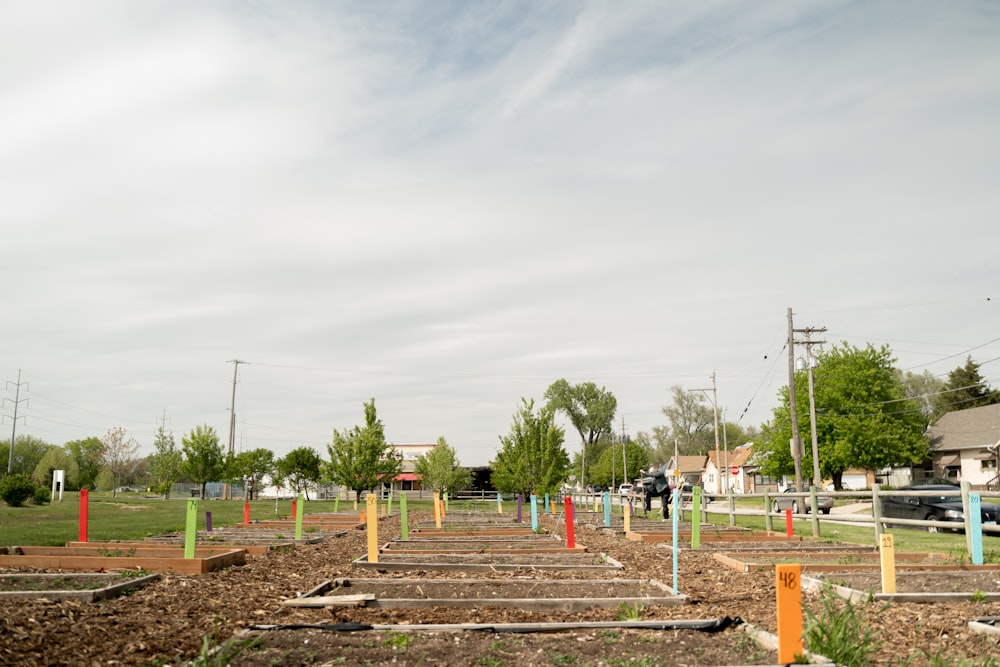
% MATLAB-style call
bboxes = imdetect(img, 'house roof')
[927,403,1000,451]
[705,445,754,469]
[664,455,707,474]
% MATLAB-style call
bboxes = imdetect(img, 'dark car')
[880,484,1000,533]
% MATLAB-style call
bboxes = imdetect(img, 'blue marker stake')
[603,491,612,527]
[530,494,538,532]
[970,493,984,565]
[544,493,550,515]
[672,487,680,594]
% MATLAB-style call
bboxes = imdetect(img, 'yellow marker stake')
[366,494,378,563]
[623,505,631,535]
[433,491,442,528]
[382,503,387,518]
[775,564,803,664]
[880,533,896,594]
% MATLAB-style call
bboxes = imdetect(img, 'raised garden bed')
[281,577,687,610]
[0,545,246,574]
[352,551,624,572]
[381,540,583,555]
[65,536,309,555]
[408,527,540,537]
[0,572,160,601]
[803,571,1000,603]
[713,550,1000,573]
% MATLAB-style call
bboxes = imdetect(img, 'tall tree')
[492,398,569,497]
[932,356,1000,419]
[899,369,946,421]
[100,427,140,497]
[32,446,80,489]
[659,385,717,455]
[544,379,617,488]
[756,342,929,489]
[181,425,225,499]
[2,435,52,478]
[64,437,104,489]
[414,437,471,495]
[149,426,182,498]
[277,448,323,500]
[325,399,403,502]
[588,440,649,488]
[231,448,277,500]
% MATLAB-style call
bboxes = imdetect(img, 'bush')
[0,474,37,507]
[32,485,51,505]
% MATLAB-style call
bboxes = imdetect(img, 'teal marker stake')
[672,488,680,594]
[970,493,984,565]
[544,493,550,515]
[295,493,304,540]
[497,492,502,513]
[691,487,702,550]
[184,498,198,559]
[530,494,538,532]
[400,492,409,540]
[603,491,612,527]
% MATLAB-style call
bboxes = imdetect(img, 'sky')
[2,1,999,468]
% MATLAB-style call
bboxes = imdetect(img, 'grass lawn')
[0,492,443,547]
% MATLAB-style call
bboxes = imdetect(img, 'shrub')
[32,485,51,505]
[0,474,37,507]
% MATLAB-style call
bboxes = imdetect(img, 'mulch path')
[1,512,998,665]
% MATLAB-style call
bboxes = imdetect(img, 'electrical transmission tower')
[4,370,29,475]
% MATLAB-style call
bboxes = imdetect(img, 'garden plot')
[281,576,687,610]
[65,533,318,555]
[0,545,246,574]
[409,526,540,537]
[352,551,624,572]
[0,572,160,601]
[713,550,1000,574]
[249,517,363,531]
[654,539,876,553]
[380,539,586,555]
[624,525,757,542]
[803,571,1000,603]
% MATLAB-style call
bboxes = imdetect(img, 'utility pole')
[621,415,628,487]
[693,373,722,494]
[3,370,28,475]
[787,308,804,491]
[225,360,246,500]
[794,326,827,488]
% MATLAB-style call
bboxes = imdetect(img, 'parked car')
[772,487,833,514]
[618,484,634,497]
[880,484,1000,533]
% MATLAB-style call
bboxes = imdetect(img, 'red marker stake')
[79,489,89,543]
[291,499,297,519]
[785,508,794,537]
[564,496,576,549]
[243,502,250,526]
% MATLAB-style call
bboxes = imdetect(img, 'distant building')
[925,403,1000,489]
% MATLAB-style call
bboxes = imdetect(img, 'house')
[662,454,707,490]
[925,403,1000,489]
[386,443,435,493]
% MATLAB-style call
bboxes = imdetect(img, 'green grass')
[0,492,444,547]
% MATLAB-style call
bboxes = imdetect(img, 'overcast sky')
[2,1,998,468]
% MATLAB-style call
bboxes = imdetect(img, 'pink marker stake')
[79,489,89,543]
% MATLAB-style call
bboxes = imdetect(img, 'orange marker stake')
[433,491,442,528]
[775,564,803,664]
[880,533,896,594]
[785,508,794,537]
[243,502,250,526]
[360,508,366,523]
[366,494,378,563]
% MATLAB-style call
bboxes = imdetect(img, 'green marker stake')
[295,493,304,540]
[185,498,198,559]
[400,492,409,540]
[691,487,702,550]
[335,493,340,513]
[444,492,449,511]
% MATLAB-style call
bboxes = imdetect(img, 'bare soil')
[1,512,999,666]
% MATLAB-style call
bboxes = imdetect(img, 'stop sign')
[730,465,739,476]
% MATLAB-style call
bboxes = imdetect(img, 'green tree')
[588,440,649,488]
[31,446,80,490]
[544,379,617,488]
[414,437,471,495]
[149,426,182,498]
[492,398,569,497]
[181,425,225,499]
[757,342,929,490]
[230,448,276,500]
[325,399,403,502]
[100,427,140,497]
[899,369,945,421]
[277,447,323,501]
[931,356,1000,419]
[2,435,52,478]
[660,385,717,455]
[64,437,104,490]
